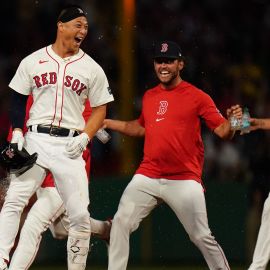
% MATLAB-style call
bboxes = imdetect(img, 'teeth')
[161,71,169,74]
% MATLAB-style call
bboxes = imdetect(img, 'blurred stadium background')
[1,0,270,269]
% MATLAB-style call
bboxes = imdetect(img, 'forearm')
[104,119,145,137]
[256,119,270,130]
[83,104,106,139]
[214,120,236,140]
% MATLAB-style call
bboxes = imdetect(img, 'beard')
[158,71,179,87]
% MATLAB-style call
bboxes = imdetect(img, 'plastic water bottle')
[95,128,111,144]
[241,107,250,134]
[230,115,242,130]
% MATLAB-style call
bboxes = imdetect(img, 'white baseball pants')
[248,192,270,270]
[108,174,230,270]
[8,186,110,270]
[9,186,65,270]
[0,132,90,270]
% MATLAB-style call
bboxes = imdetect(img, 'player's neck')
[51,42,79,59]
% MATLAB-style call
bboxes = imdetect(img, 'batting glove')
[65,132,90,159]
[11,130,25,151]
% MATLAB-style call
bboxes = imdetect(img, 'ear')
[57,22,64,32]
[178,60,184,71]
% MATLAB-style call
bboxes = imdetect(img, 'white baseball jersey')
[9,45,114,130]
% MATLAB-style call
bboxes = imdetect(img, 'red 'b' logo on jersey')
[157,101,168,115]
[161,43,168,52]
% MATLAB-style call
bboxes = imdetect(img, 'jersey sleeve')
[9,58,32,95]
[198,91,226,131]
[88,64,114,107]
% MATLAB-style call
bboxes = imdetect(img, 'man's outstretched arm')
[103,119,145,137]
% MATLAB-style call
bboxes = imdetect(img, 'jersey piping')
[45,46,60,127]
[45,46,86,127]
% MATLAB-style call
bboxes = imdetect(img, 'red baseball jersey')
[136,80,226,182]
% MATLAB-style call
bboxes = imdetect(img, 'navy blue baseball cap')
[57,5,87,23]
[153,41,182,59]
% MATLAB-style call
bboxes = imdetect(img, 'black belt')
[29,125,80,137]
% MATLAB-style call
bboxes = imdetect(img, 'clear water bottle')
[95,128,111,144]
[230,115,242,130]
[241,107,250,134]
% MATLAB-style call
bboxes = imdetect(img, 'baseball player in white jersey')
[0,5,114,270]
[6,100,111,270]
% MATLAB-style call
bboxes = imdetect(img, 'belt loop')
[31,125,38,132]
[68,130,75,137]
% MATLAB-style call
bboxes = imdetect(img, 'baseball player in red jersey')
[0,5,114,270]
[242,118,270,270]
[6,97,111,270]
[103,41,242,270]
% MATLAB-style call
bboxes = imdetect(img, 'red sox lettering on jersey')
[9,45,114,130]
[33,72,87,96]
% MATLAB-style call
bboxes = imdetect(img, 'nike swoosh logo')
[156,118,165,122]
[39,60,49,64]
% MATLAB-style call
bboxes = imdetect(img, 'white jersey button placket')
[53,62,66,127]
